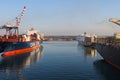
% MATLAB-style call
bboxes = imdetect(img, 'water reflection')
[77,45,97,59]
[84,47,97,59]
[0,45,43,80]
[94,60,120,80]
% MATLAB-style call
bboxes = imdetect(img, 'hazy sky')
[0,0,120,35]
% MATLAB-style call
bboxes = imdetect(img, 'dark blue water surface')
[0,41,120,80]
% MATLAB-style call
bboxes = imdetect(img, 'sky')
[0,0,120,36]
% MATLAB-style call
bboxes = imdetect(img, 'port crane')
[0,6,26,35]
[109,18,120,26]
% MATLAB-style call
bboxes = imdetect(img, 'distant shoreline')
[44,36,77,41]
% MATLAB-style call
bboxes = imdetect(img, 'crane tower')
[0,6,26,35]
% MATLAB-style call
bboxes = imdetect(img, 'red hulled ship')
[0,6,44,57]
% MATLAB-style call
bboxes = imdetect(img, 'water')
[0,41,120,80]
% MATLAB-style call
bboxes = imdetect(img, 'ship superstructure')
[76,32,97,47]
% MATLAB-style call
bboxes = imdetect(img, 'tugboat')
[0,6,44,57]
[95,18,120,70]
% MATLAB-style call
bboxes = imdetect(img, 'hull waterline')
[95,43,120,70]
[3,44,41,57]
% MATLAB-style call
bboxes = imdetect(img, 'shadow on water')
[0,45,43,80]
[93,60,120,80]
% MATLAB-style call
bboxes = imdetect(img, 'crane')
[16,6,26,28]
[109,18,120,26]
[0,6,26,35]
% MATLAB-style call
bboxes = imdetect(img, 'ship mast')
[0,6,26,35]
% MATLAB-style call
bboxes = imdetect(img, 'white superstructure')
[76,32,97,47]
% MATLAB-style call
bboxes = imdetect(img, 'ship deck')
[95,36,120,46]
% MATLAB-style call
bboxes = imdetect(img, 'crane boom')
[16,6,26,27]
[109,18,120,26]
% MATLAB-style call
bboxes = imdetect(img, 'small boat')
[0,6,44,57]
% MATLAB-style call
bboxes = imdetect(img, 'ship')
[0,6,44,58]
[76,32,96,47]
[95,18,120,70]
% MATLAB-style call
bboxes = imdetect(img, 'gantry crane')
[0,6,26,35]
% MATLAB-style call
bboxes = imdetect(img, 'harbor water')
[0,41,120,80]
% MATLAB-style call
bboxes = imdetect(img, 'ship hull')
[95,43,120,69]
[0,41,42,57]
[78,41,94,47]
